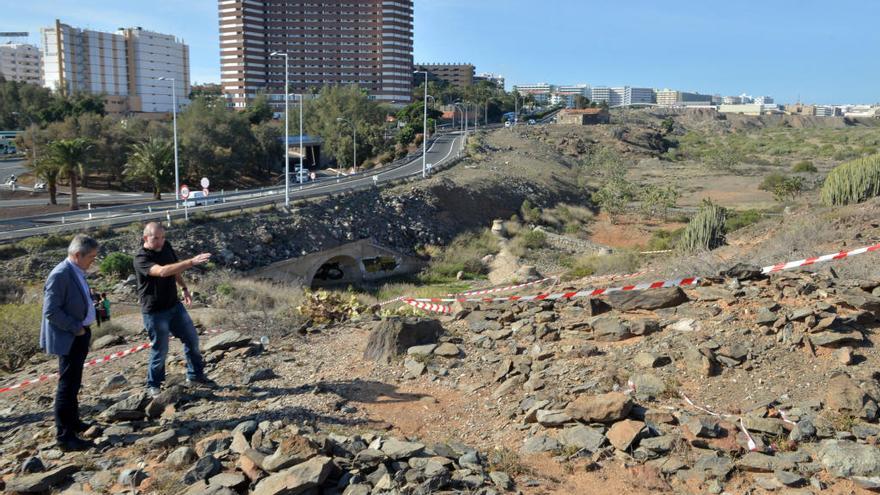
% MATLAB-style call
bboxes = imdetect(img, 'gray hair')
[67,234,99,256]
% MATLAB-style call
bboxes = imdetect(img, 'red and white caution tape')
[403,298,452,314]
[446,277,558,297]
[409,277,699,304]
[377,296,405,307]
[0,342,153,394]
[762,242,880,274]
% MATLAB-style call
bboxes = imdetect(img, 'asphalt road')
[0,158,28,179]
[0,131,463,234]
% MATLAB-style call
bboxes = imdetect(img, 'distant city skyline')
[5,0,880,104]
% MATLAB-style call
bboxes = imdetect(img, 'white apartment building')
[753,96,774,105]
[41,20,190,114]
[722,96,743,105]
[590,86,611,105]
[475,72,505,89]
[0,43,42,85]
[623,87,655,106]
[514,83,554,104]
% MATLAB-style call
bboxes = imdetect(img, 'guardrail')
[0,136,445,228]
[0,134,462,242]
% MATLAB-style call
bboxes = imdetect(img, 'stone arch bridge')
[250,238,423,288]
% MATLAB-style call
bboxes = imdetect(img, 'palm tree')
[124,137,173,200]
[46,138,93,210]
[30,159,62,205]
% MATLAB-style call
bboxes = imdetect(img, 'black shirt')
[134,242,180,314]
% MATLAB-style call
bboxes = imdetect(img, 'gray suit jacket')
[40,260,90,356]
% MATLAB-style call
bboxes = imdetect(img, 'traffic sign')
[202,188,209,196]
[180,184,190,199]
[200,177,210,188]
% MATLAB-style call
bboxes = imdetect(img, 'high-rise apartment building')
[514,83,554,105]
[219,0,414,109]
[41,20,190,114]
[414,63,474,87]
[623,87,655,106]
[0,42,42,85]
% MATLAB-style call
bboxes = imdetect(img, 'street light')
[269,51,291,206]
[414,70,429,178]
[336,117,356,173]
[454,102,467,134]
[157,76,180,201]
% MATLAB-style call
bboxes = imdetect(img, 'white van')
[183,190,221,207]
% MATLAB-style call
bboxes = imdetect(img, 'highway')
[0,131,464,240]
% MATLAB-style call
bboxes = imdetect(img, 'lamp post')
[414,70,428,178]
[269,51,290,206]
[157,76,179,201]
[336,117,356,173]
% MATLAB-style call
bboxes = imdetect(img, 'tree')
[124,137,174,199]
[639,184,679,220]
[246,94,274,125]
[593,176,635,223]
[30,159,62,205]
[573,95,590,109]
[303,85,386,168]
[46,138,93,210]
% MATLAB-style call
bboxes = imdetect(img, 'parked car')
[528,119,536,125]
[33,182,46,191]
[183,190,221,207]
[504,121,512,128]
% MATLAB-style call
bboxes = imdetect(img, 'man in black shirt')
[134,222,214,397]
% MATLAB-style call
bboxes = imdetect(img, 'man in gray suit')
[41,234,99,451]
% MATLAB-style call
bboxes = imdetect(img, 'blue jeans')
[143,302,205,388]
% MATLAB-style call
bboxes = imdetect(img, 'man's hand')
[182,287,193,306]
[75,327,86,336]
[190,253,212,267]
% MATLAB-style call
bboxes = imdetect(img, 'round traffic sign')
[200,177,210,188]
[202,188,209,196]
[180,184,190,199]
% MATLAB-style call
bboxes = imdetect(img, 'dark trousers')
[54,327,90,441]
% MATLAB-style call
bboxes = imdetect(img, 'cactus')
[820,154,880,206]
[678,199,727,251]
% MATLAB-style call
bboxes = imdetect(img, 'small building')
[557,108,610,125]
[718,104,782,116]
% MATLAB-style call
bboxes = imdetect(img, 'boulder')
[818,440,880,478]
[262,435,322,472]
[606,419,645,451]
[182,455,221,485]
[591,317,632,342]
[204,331,252,352]
[721,263,764,281]
[6,463,79,493]
[825,374,868,415]
[603,287,688,311]
[520,435,560,454]
[381,438,425,459]
[252,456,334,495]
[433,342,461,357]
[92,334,124,349]
[629,373,667,400]
[558,425,605,453]
[565,392,632,423]
[363,318,443,363]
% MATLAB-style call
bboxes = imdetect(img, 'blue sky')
[7,0,880,104]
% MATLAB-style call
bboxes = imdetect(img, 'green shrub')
[678,200,727,251]
[565,251,640,280]
[0,303,41,371]
[792,160,817,173]
[759,172,787,193]
[520,199,541,224]
[18,234,71,252]
[820,154,880,206]
[423,230,499,281]
[0,243,26,261]
[646,228,684,251]
[727,209,763,231]
[99,252,134,278]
